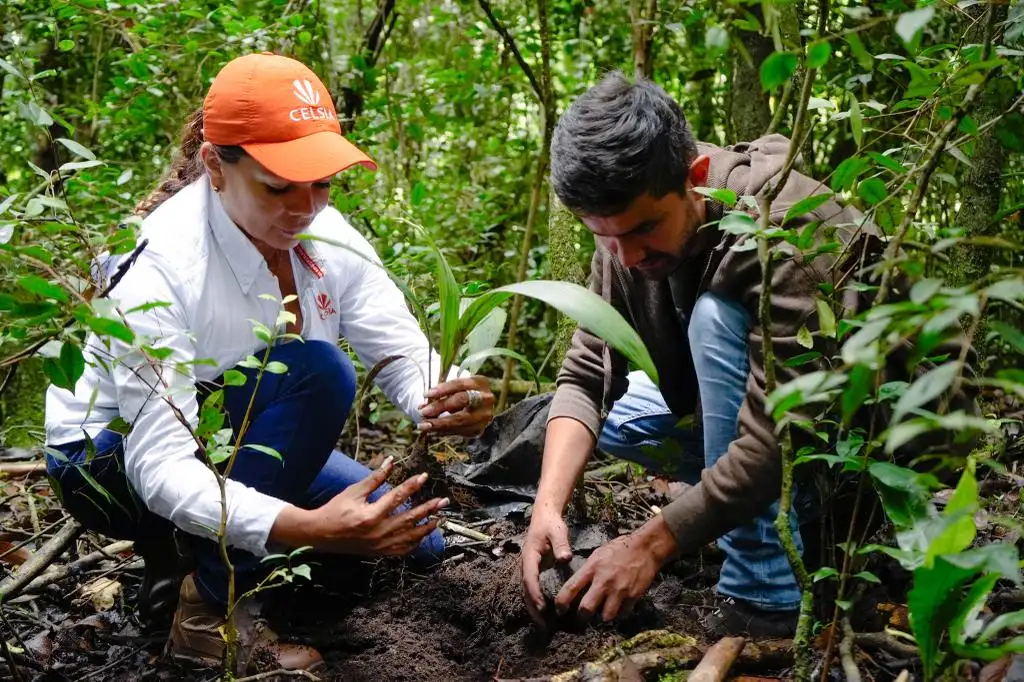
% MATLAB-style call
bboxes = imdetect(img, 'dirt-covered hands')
[280,456,448,556]
[521,509,574,624]
[555,515,678,622]
[417,375,495,437]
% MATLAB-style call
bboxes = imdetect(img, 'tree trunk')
[630,0,658,79]
[339,0,398,133]
[949,3,1011,292]
[496,0,555,411]
[0,359,47,448]
[730,15,773,141]
[547,195,587,369]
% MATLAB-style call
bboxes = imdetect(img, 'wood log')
[0,520,83,601]
[691,636,746,682]
[496,637,795,681]
[21,540,134,595]
[0,461,46,476]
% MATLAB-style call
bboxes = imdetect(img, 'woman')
[44,52,494,672]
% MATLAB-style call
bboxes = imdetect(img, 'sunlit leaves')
[831,156,870,193]
[857,177,887,205]
[807,41,831,69]
[892,362,960,422]
[760,52,797,90]
[896,7,936,51]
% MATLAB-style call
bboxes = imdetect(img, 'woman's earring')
[212,185,222,193]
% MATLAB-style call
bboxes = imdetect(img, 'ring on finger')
[466,389,483,410]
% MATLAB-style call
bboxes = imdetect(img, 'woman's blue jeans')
[46,340,445,606]
[597,292,804,612]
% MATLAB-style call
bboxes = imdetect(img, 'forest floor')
[0,415,1021,682]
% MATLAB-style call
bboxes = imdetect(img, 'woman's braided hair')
[134,108,246,217]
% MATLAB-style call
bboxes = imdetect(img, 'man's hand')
[521,509,574,624]
[555,515,678,622]
[308,456,448,556]
[418,375,495,437]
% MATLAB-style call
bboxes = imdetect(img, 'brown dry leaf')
[81,576,122,612]
[0,539,31,566]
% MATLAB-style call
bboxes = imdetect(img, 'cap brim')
[242,131,377,183]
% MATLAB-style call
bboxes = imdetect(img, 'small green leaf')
[719,211,759,235]
[797,325,814,349]
[783,193,832,225]
[760,52,798,90]
[251,322,272,343]
[816,299,837,338]
[854,570,881,584]
[59,340,85,387]
[893,362,960,422]
[238,355,262,369]
[244,443,283,462]
[86,317,134,343]
[56,138,96,161]
[990,321,1024,355]
[813,567,839,582]
[857,177,887,205]
[783,351,822,368]
[693,187,738,207]
[264,361,288,374]
[867,152,909,174]
[291,564,312,580]
[58,39,75,51]
[831,156,870,193]
[223,369,248,386]
[850,97,863,147]
[208,445,233,465]
[18,275,68,301]
[410,182,427,206]
[844,33,874,70]
[807,40,832,69]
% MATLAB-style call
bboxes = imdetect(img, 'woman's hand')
[278,456,448,556]
[417,375,495,438]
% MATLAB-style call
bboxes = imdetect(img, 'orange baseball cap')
[202,53,377,183]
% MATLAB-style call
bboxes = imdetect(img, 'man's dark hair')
[550,71,699,217]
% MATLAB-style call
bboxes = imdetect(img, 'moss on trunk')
[1,359,48,448]
[547,194,587,370]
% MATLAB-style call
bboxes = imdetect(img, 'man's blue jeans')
[597,292,803,612]
[46,340,445,606]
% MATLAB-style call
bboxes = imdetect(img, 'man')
[521,71,886,637]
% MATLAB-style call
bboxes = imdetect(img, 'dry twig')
[0,519,83,602]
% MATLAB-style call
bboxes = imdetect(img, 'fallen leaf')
[81,577,122,612]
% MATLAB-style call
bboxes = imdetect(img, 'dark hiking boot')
[704,597,799,638]
[168,574,323,672]
[136,529,193,631]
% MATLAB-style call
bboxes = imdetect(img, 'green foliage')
[2,2,1024,679]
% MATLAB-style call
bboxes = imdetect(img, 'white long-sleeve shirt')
[45,177,447,557]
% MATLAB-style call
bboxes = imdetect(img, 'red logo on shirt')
[315,292,336,319]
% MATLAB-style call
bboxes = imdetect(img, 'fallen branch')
[497,638,794,681]
[839,617,862,682]
[0,520,83,602]
[854,631,919,659]
[691,636,746,682]
[0,462,46,476]
[20,540,133,595]
[439,519,492,543]
[234,669,321,681]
